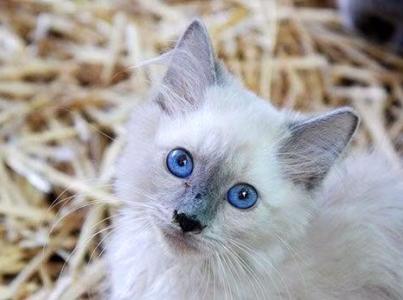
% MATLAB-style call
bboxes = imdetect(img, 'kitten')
[338,0,403,54]
[107,20,403,300]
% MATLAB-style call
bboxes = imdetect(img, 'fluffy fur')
[106,20,403,300]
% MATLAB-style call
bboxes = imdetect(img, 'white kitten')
[106,20,403,300]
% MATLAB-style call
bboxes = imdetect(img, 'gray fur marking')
[279,108,359,189]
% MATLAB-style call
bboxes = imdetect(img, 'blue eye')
[166,148,193,178]
[227,183,258,209]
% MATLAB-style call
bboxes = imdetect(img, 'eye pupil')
[239,189,248,200]
[177,155,187,167]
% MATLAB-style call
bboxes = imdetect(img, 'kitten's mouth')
[160,226,201,254]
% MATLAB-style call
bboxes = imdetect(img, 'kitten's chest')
[137,257,292,300]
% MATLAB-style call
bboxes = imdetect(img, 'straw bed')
[0,0,402,299]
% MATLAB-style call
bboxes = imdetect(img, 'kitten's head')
[116,20,359,259]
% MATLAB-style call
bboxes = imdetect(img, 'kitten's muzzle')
[172,210,204,233]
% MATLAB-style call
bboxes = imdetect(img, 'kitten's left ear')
[156,20,218,114]
[279,108,359,190]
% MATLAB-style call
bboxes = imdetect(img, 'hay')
[0,0,402,299]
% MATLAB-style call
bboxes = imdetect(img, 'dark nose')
[173,210,204,233]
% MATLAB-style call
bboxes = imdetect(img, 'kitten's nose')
[172,210,203,233]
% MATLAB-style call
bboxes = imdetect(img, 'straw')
[0,0,402,298]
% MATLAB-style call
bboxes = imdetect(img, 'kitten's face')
[115,21,358,259]
[118,86,308,257]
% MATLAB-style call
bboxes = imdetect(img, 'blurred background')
[0,0,402,299]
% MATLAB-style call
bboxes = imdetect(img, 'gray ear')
[279,108,359,190]
[156,20,217,114]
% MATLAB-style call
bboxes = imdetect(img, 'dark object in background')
[338,0,403,54]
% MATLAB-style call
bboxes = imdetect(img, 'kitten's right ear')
[155,20,218,114]
[279,108,359,190]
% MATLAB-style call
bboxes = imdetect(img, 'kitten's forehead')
[156,85,284,153]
